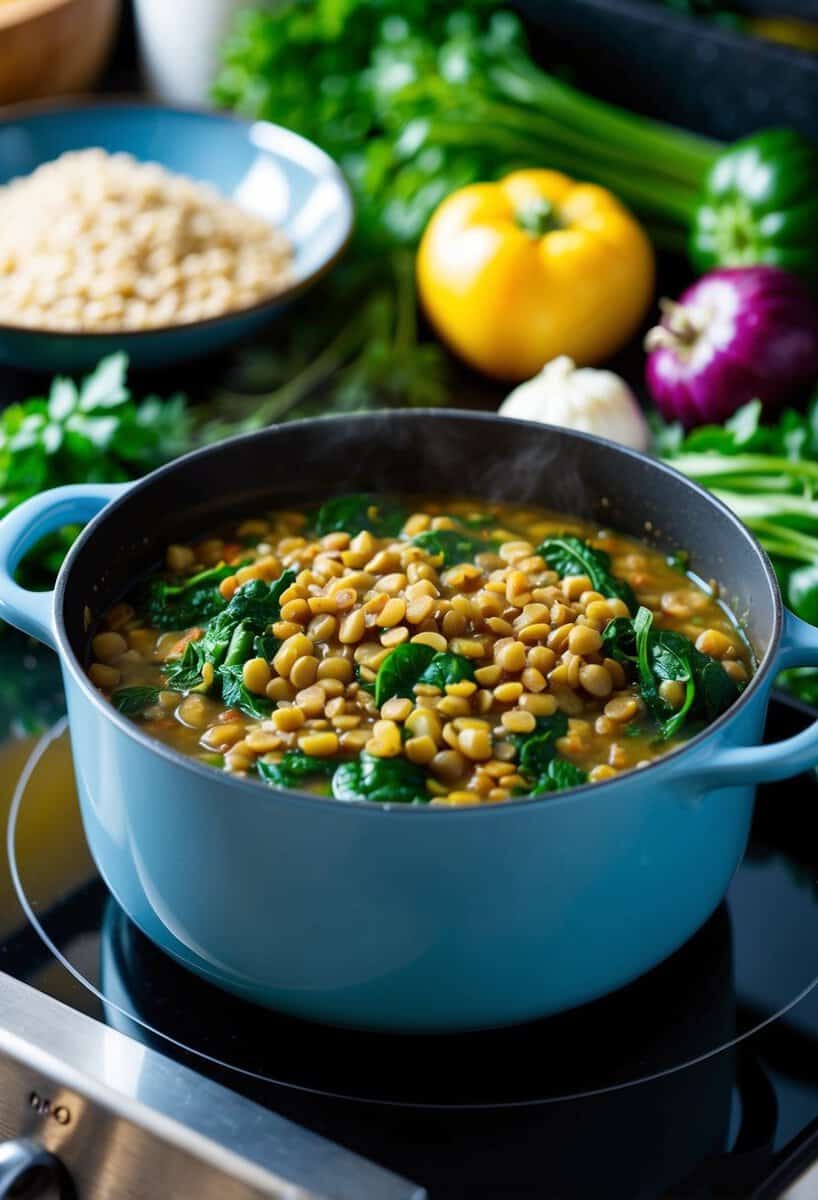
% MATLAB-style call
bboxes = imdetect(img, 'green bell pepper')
[690,129,818,287]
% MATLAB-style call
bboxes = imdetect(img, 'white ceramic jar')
[133,0,264,107]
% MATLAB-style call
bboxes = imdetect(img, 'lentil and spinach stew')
[88,495,753,806]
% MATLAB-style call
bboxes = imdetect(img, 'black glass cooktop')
[1,634,818,1198]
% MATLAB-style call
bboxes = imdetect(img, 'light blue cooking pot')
[1,412,817,1033]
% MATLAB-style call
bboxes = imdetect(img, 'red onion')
[644,266,818,428]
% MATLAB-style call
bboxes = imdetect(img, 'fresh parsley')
[5,353,194,589]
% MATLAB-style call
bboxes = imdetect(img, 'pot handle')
[0,483,130,650]
[689,608,818,785]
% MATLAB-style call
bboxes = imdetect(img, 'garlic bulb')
[499,356,649,452]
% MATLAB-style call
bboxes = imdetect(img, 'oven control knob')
[0,1138,72,1199]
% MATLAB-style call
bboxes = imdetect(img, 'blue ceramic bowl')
[2,412,818,1032]
[0,101,354,371]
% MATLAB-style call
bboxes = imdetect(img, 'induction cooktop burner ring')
[9,717,818,1110]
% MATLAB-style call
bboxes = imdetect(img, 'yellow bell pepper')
[417,169,655,381]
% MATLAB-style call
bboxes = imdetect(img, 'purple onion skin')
[645,266,818,428]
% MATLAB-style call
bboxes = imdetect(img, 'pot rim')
[52,409,784,817]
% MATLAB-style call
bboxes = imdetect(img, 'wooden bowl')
[0,0,120,105]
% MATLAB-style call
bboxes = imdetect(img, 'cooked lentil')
[89,496,753,806]
[0,149,292,332]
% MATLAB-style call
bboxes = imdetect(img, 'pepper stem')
[516,197,562,237]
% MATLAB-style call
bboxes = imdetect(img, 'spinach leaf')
[225,569,295,626]
[218,663,274,719]
[313,494,408,538]
[164,637,210,691]
[507,713,584,795]
[633,606,664,723]
[603,606,739,741]
[648,637,696,740]
[600,616,638,665]
[529,758,588,794]
[374,642,436,706]
[417,651,475,691]
[164,571,294,694]
[254,631,279,661]
[510,712,569,779]
[257,750,336,788]
[164,608,235,691]
[332,752,430,804]
[111,685,160,716]
[412,528,489,568]
[537,535,637,613]
[147,562,238,630]
[693,651,741,722]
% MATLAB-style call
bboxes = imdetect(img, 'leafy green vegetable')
[211,588,298,719]
[602,606,740,740]
[254,631,280,661]
[529,758,588,794]
[164,570,295,701]
[506,712,587,795]
[313,494,408,538]
[150,558,289,634]
[147,563,238,631]
[417,652,476,690]
[225,571,296,627]
[509,712,569,779]
[413,528,489,568]
[211,0,722,426]
[657,395,818,708]
[374,642,436,706]
[216,663,274,720]
[257,750,337,789]
[111,685,161,716]
[214,2,718,254]
[164,612,234,692]
[164,638,209,692]
[633,608,695,739]
[694,653,743,722]
[332,752,430,804]
[3,354,195,590]
[538,535,637,612]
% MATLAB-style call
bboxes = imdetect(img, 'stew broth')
[87,496,752,805]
